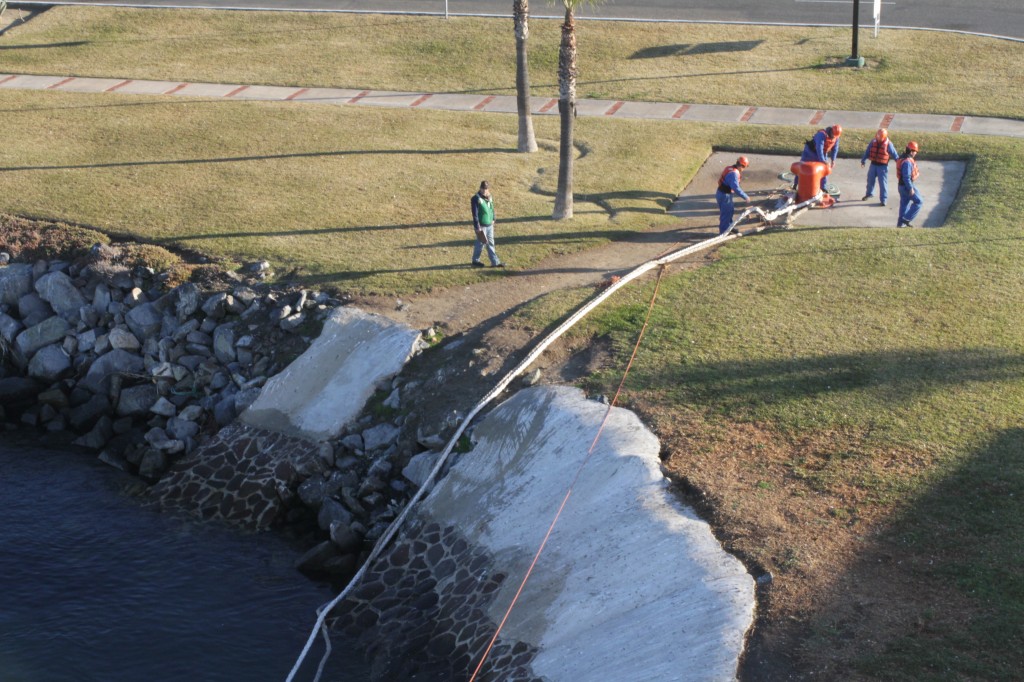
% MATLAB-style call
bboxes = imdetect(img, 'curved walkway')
[2,72,1024,138]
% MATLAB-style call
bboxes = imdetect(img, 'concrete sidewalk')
[2,72,1024,138]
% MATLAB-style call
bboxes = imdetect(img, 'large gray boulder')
[172,282,201,320]
[107,326,141,352]
[0,264,33,306]
[116,384,159,417]
[27,343,72,382]
[125,302,163,340]
[68,393,111,432]
[18,293,55,327]
[92,283,111,314]
[0,312,23,344]
[213,324,236,364]
[80,348,145,394]
[34,271,86,319]
[14,316,70,359]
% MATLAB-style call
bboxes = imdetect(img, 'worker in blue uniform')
[861,128,900,206]
[896,141,923,227]
[716,156,750,235]
[799,124,842,193]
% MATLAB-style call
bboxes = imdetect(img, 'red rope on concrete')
[468,265,667,682]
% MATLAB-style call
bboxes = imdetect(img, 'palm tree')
[552,0,599,219]
[514,0,537,153]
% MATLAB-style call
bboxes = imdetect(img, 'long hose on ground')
[286,192,817,681]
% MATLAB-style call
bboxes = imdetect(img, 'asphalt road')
[11,0,1024,40]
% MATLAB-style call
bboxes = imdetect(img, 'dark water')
[0,440,369,682]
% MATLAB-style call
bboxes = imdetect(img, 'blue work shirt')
[719,168,750,201]
[811,130,839,165]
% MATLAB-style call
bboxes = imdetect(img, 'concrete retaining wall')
[338,385,755,681]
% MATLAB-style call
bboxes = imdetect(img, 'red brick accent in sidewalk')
[0,75,18,85]
[671,104,690,119]
[605,101,624,116]
[880,113,895,129]
[105,80,132,92]
[348,90,370,104]
[473,95,496,110]
[47,77,75,89]
[164,83,189,95]
[410,94,432,107]
[740,106,757,122]
[951,115,966,132]
[225,85,250,98]
[285,87,308,100]
[539,99,557,113]
[809,110,825,125]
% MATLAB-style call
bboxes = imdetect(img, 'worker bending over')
[800,124,842,193]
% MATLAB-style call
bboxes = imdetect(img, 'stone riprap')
[240,307,422,441]
[338,385,755,681]
[336,518,543,681]
[0,250,347,483]
[149,421,322,529]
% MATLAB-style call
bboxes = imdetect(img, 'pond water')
[0,439,369,682]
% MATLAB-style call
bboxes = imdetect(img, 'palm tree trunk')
[514,0,537,153]
[552,7,577,220]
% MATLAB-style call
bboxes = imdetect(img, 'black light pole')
[846,0,865,66]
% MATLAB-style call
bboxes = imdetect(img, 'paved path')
[2,72,1024,138]
[12,0,1024,41]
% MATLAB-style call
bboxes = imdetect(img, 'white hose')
[286,194,816,681]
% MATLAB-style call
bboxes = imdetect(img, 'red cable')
[468,266,667,681]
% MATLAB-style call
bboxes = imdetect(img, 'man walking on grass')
[471,180,504,268]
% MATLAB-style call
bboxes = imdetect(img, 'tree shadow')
[630,41,764,59]
[0,146,515,173]
[662,347,1024,410]
[744,426,1024,679]
[0,41,89,50]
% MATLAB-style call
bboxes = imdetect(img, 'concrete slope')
[426,385,754,681]
[240,306,420,441]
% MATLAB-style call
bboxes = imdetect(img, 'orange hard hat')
[736,156,750,168]
[907,141,920,152]
[876,128,888,142]
[829,124,842,138]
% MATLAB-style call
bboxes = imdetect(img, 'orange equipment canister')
[790,161,834,207]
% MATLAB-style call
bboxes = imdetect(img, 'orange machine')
[790,161,835,207]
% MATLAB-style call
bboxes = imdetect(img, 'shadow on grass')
[745,427,1024,679]
[0,41,90,50]
[0,147,514,173]
[630,41,764,59]
[666,347,1024,409]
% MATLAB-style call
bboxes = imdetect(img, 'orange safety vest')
[718,165,742,193]
[806,129,837,156]
[867,139,891,165]
[896,156,919,184]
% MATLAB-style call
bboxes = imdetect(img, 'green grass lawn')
[574,132,1024,677]
[1,8,1022,118]
[1,8,1022,678]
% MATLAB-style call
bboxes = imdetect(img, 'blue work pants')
[716,191,735,234]
[865,163,890,204]
[897,186,923,226]
[472,223,500,265]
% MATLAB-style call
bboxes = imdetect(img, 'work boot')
[862,194,873,201]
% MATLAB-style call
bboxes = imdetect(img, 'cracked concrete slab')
[240,307,420,441]
[425,385,754,681]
